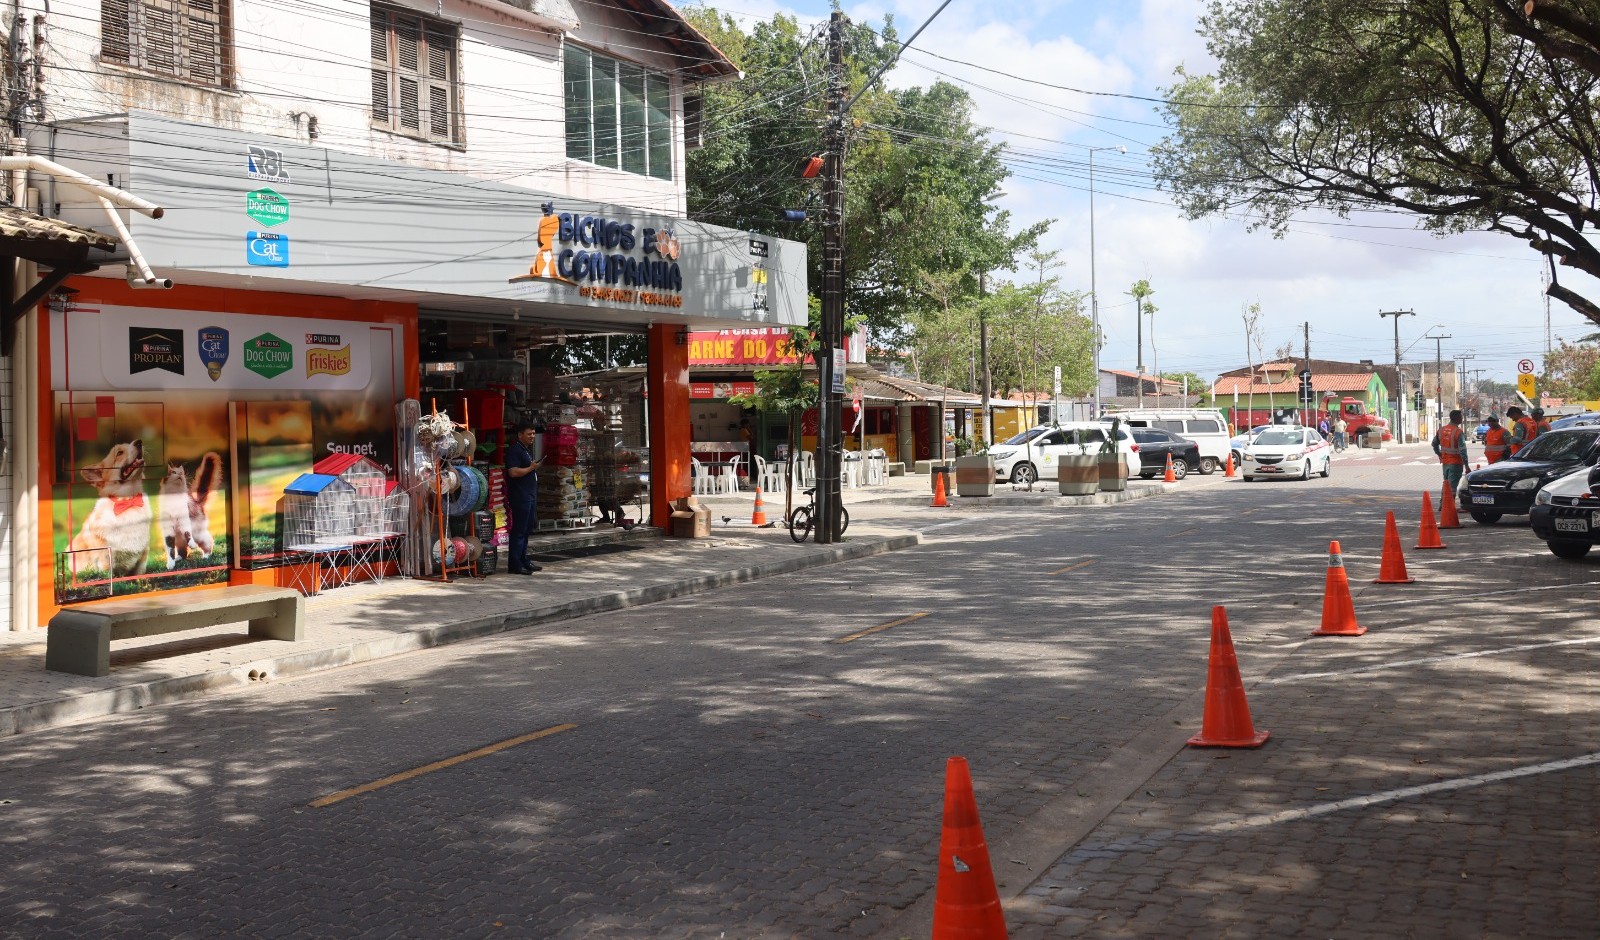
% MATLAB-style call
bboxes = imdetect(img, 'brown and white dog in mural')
[160,452,222,569]
[69,439,151,577]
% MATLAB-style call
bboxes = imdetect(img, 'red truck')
[1327,395,1390,442]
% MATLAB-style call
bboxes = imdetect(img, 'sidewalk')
[0,522,920,737]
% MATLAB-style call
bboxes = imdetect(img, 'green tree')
[1543,340,1600,401]
[1151,0,1600,326]
[682,6,1045,341]
[1162,371,1212,404]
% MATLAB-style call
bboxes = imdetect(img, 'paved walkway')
[0,466,1204,738]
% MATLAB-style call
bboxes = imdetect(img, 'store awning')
[0,206,115,354]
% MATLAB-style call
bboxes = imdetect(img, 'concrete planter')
[1097,453,1127,492]
[954,455,995,497]
[1058,454,1099,495]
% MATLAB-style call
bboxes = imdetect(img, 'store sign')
[307,345,352,378]
[688,328,809,366]
[128,327,184,376]
[510,201,684,308]
[247,231,290,267]
[247,145,290,184]
[70,306,375,392]
[691,381,756,399]
[198,327,229,381]
[246,188,289,227]
[243,332,294,379]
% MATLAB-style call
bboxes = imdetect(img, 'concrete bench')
[886,462,907,476]
[46,585,304,678]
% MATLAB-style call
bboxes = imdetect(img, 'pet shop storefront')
[19,113,806,629]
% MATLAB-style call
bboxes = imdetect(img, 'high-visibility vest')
[1512,416,1538,454]
[1438,425,1465,465]
[1536,419,1551,435]
[1483,426,1510,462]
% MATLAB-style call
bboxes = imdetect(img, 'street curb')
[863,482,1178,507]
[0,532,922,738]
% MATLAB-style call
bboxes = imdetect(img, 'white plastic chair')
[691,457,715,496]
[841,451,860,488]
[865,449,887,486]
[798,452,816,487]
[756,455,784,493]
[722,455,743,494]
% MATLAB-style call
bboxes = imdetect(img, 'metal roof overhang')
[0,207,115,354]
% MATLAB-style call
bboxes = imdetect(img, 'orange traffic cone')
[1415,491,1446,549]
[1373,511,1415,584]
[750,486,767,526]
[1312,541,1366,636]
[931,757,1008,940]
[932,469,950,508]
[1163,453,1177,483]
[1187,606,1270,748]
[1225,452,1237,477]
[1439,481,1463,529]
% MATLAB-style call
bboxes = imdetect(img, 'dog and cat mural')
[50,309,402,603]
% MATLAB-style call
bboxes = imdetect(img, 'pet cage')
[313,454,389,537]
[282,473,359,549]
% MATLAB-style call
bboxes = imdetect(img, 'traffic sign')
[1053,366,1061,397]
[1517,373,1537,397]
[1517,359,1536,375]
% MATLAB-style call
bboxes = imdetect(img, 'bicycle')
[787,487,849,543]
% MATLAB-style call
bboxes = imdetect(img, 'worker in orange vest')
[1533,407,1551,436]
[1481,414,1511,464]
[1432,409,1468,495]
[1508,406,1538,456]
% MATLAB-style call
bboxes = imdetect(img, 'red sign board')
[687,328,810,366]
[692,381,756,399]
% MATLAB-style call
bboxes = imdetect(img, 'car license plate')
[1554,516,1590,533]
[1472,495,1495,505]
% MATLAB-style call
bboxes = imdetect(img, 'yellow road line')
[834,612,929,644]
[309,723,577,808]
[1048,559,1099,575]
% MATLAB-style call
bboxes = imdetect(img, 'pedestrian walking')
[1432,409,1468,495]
[1508,406,1537,456]
[1318,415,1330,437]
[1482,414,1511,464]
[1332,415,1348,451]
[505,422,544,574]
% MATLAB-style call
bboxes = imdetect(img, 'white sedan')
[1243,427,1332,481]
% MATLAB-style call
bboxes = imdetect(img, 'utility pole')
[814,10,846,545]
[979,271,991,446]
[1427,331,1452,435]
[1302,321,1312,426]
[1453,353,1475,412]
[1379,310,1415,443]
[1134,290,1144,409]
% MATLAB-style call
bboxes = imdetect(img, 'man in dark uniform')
[505,423,543,574]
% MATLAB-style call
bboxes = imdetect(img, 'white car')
[1243,426,1332,481]
[988,423,1141,484]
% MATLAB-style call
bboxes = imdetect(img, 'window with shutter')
[370,4,462,145]
[102,0,230,86]
[564,45,675,181]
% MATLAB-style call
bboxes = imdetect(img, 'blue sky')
[700,0,1594,392]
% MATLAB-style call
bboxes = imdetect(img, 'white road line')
[1260,635,1600,684]
[919,518,982,533]
[1360,581,1599,608]
[1202,751,1600,833]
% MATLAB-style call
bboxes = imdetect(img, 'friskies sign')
[511,202,685,308]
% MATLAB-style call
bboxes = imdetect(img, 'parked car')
[1229,425,1271,466]
[1472,420,1491,443]
[1242,426,1332,481]
[1106,409,1229,473]
[988,423,1140,484]
[1129,428,1202,479]
[1529,464,1600,559]
[1457,427,1600,523]
[1551,412,1600,431]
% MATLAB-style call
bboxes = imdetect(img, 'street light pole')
[1426,331,1452,435]
[1379,309,1415,443]
[1087,144,1124,419]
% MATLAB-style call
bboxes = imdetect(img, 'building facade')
[2,0,806,631]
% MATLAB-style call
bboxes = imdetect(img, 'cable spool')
[430,538,457,568]
[465,535,484,563]
[451,537,470,566]
[470,466,491,512]
[459,428,478,460]
[445,464,480,517]
[437,466,460,495]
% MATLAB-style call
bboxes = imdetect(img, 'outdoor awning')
[0,205,115,354]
